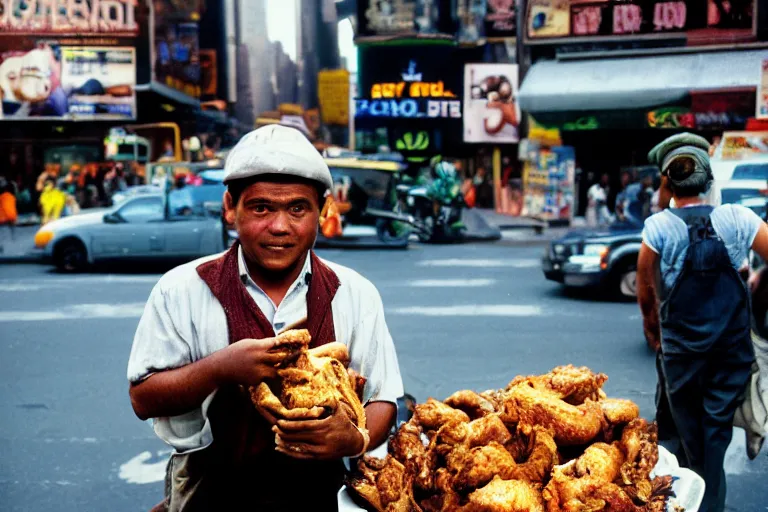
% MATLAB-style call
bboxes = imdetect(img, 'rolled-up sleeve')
[350,290,404,405]
[127,281,193,383]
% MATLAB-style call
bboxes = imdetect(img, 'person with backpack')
[636,133,768,512]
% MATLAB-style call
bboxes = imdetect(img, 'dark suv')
[542,222,642,299]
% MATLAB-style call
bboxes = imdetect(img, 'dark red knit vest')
[163,243,345,511]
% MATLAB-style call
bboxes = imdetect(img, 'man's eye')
[291,205,307,214]
[253,205,268,213]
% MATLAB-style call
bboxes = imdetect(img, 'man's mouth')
[261,243,295,251]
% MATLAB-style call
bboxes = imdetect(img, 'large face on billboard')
[0,42,136,120]
[463,64,520,143]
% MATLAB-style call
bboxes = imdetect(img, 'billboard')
[155,22,201,98]
[0,43,136,120]
[463,64,520,143]
[758,58,768,120]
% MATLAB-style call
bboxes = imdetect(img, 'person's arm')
[637,242,661,352]
[129,337,294,420]
[752,222,768,262]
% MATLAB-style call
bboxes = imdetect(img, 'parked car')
[544,187,768,299]
[34,188,226,272]
[542,221,642,299]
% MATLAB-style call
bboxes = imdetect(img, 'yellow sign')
[370,81,456,99]
[317,69,351,126]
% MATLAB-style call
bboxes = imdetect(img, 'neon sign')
[355,99,461,119]
[0,0,138,35]
[369,61,457,100]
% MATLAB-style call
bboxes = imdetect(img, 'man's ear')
[223,191,236,226]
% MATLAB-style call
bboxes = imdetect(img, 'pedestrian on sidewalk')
[637,132,768,512]
[127,125,402,511]
[0,177,18,253]
[586,173,611,226]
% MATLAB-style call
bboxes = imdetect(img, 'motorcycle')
[396,160,467,243]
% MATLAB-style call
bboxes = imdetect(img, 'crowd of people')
[585,168,662,227]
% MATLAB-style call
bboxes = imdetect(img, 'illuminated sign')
[370,61,456,100]
[359,60,460,119]
[356,99,461,119]
[647,108,695,129]
[0,0,138,36]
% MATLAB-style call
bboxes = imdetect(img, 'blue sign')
[355,99,461,119]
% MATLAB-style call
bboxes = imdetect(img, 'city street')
[0,240,766,511]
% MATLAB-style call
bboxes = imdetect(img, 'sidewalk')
[0,225,42,263]
[474,209,574,243]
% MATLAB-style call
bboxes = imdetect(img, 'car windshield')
[168,184,226,217]
[731,163,768,181]
[721,188,766,205]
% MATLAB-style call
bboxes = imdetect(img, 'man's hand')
[272,405,365,460]
[215,337,301,387]
[637,243,662,352]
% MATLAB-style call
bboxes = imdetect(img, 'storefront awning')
[135,82,200,107]
[519,49,768,113]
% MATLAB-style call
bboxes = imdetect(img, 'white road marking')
[119,450,172,485]
[417,258,539,268]
[0,303,146,322]
[389,305,543,316]
[408,279,495,287]
[0,284,44,291]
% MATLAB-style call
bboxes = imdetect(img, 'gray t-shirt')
[642,204,764,292]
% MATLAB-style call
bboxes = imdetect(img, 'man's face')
[621,173,630,187]
[225,180,320,274]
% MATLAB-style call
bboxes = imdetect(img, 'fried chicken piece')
[503,427,558,483]
[445,390,497,419]
[390,419,434,491]
[347,455,419,512]
[308,341,349,366]
[600,399,640,426]
[507,365,608,405]
[619,419,659,504]
[251,330,367,434]
[465,476,545,512]
[573,443,625,482]
[503,383,603,446]
[415,398,470,431]
[452,442,518,492]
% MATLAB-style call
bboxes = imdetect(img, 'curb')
[0,253,44,264]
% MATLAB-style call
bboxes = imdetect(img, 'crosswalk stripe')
[416,258,539,268]
[0,303,146,322]
[389,305,543,316]
[408,279,495,287]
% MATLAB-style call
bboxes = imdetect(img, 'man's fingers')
[276,411,329,432]
[275,446,317,460]
[273,425,323,444]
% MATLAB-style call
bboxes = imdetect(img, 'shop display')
[345,365,679,512]
[523,144,574,222]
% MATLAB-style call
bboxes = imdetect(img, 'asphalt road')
[0,240,766,511]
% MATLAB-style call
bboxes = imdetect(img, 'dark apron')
[157,244,346,511]
[658,206,754,512]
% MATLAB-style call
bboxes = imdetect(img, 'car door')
[163,185,225,257]
[113,196,166,257]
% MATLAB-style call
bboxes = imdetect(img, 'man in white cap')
[127,125,403,510]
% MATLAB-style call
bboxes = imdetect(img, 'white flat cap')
[223,125,333,191]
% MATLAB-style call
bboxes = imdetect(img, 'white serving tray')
[338,445,705,512]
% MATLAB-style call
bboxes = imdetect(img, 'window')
[118,197,164,223]
[731,163,768,181]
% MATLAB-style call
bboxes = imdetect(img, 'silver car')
[34,189,227,271]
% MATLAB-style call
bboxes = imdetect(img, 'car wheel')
[55,239,88,272]
[615,263,638,300]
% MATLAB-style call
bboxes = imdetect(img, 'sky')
[264,0,357,72]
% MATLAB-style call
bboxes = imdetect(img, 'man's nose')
[267,211,291,234]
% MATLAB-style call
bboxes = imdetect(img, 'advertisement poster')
[523,145,574,221]
[199,49,217,97]
[457,0,487,43]
[61,47,136,119]
[485,0,517,38]
[758,58,768,120]
[526,0,570,38]
[155,22,201,98]
[358,0,417,36]
[0,44,135,120]
[318,69,351,126]
[463,64,520,143]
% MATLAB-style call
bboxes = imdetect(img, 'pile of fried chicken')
[348,365,676,512]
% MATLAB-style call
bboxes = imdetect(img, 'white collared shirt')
[127,248,404,453]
